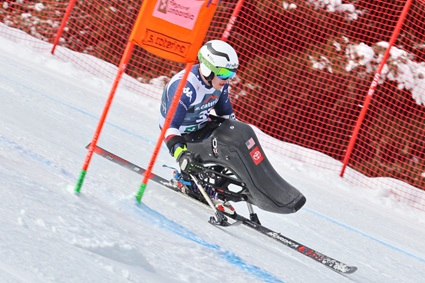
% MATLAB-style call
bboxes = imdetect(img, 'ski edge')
[88,143,358,275]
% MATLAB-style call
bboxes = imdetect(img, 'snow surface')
[1,32,425,283]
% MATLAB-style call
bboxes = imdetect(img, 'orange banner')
[130,0,218,63]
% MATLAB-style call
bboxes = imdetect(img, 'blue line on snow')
[0,73,157,146]
[136,202,285,283]
[0,135,76,180]
[304,207,425,264]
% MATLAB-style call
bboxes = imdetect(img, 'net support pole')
[136,62,194,203]
[221,0,244,41]
[340,0,413,177]
[51,0,77,54]
[75,42,135,193]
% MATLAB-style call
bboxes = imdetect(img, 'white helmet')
[198,40,239,80]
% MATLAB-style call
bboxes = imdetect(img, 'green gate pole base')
[74,169,87,194]
[136,183,147,203]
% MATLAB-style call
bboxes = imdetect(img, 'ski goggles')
[215,67,237,80]
[199,53,237,80]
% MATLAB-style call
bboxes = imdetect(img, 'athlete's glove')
[174,146,204,174]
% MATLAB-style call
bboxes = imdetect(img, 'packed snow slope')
[1,30,425,283]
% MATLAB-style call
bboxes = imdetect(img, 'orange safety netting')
[2,0,425,210]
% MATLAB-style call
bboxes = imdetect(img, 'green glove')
[175,146,204,174]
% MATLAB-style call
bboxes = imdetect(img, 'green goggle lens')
[216,67,236,80]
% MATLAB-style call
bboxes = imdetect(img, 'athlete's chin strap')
[205,73,214,84]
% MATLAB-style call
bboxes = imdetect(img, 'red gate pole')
[136,62,194,202]
[340,0,413,177]
[75,42,135,193]
[51,0,77,54]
